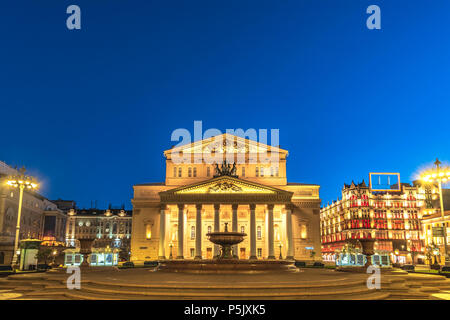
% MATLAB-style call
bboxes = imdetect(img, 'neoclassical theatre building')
[131,134,321,262]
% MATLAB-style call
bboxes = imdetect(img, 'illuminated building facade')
[0,161,65,265]
[321,180,425,265]
[421,188,450,265]
[131,134,321,262]
[64,207,132,266]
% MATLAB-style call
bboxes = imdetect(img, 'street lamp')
[6,167,38,269]
[420,158,450,265]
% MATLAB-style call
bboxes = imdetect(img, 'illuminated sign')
[369,172,401,191]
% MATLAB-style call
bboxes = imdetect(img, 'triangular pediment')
[164,133,288,156]
[159,176,293,204]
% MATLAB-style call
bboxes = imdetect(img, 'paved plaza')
[1,267,450,300]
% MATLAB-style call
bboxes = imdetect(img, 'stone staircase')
[1,270,450,300]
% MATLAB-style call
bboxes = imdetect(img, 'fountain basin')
[157,259,298,274]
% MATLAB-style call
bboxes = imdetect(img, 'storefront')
[64,248,119,266]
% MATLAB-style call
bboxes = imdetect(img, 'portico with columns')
[130,133,321,263]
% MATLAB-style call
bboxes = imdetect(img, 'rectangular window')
[260,167,264,177]
[188,167,192,177]
[241,167,245,177]
[257,226,262,240]
[190,248,195,258]
[193,167,197,177]
[257,248,262,258]
[191,226,195,240]
[178,167,182,177]
[275,167,279,177]
[255,167,259,177]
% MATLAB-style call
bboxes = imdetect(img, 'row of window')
[172,166,280,178]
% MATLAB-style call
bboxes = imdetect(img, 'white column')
[232,204,238,258]
[177,204,184,259]
[214,204,220,257]
[286,205,294,260]
[158,205,166,259]
[267,204,275,259]
[195,204,202,259]
[249,204,257,260]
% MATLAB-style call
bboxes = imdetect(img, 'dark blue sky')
[1,1,449,209]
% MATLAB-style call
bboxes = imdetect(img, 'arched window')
[255,167,259,177]
[241,226,245,233]
[188,167,192,177]
[173,167,177,177]
[178,167,182,177]
[193,167,197,177]
[260,167,264,177]
[207,226,212,234]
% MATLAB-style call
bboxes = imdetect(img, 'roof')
[134,182,165,186]
[287,182,319,186]
[164,133,289,155]
[74,208,132,217]
[158,175,293,204]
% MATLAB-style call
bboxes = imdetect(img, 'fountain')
[206,223,245,259]
[158,223,297,273]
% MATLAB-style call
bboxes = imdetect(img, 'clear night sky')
[1,1,449,209]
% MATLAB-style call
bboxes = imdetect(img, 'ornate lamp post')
[6,167,38,269]
[169,241,173,260]
[279,242,283,260]
[420,158,450,265]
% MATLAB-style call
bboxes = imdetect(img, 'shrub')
[313,262,324,268]
[143,261,158,267]
[0,265,13,271]
[37,264,51,270]
[295,261,306,268]
[122,262,135,268]
[401,264,415,271]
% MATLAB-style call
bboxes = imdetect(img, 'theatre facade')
[131,134,321,262]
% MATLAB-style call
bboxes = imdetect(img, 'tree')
[36,247,53,265]
[310,250,316,261]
